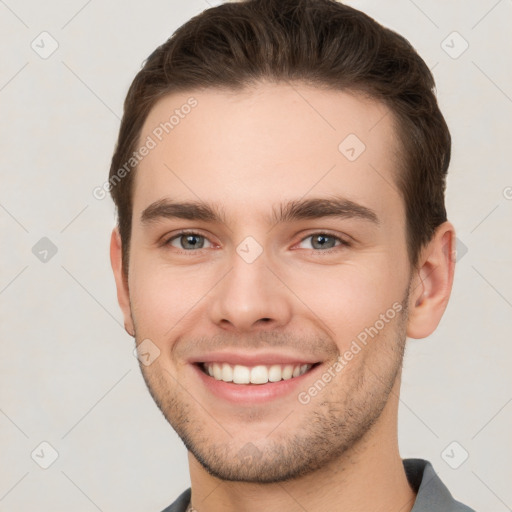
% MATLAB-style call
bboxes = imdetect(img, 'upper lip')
[188,351,321,367]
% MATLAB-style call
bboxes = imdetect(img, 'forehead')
[133,82,403,225]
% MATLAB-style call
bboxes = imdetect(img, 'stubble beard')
[137,295,409,483]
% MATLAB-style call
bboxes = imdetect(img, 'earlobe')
[110,227,135,337]
[406,222,456,339]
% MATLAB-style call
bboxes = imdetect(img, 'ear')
[406,221,456,339]
[110,227,135,337]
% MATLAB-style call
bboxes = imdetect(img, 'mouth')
[198,362,320,384]
[191,357,323,404]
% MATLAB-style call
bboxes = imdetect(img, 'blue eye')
[166,232,213,250]
[298,233,348,250]
[162,231,349,253]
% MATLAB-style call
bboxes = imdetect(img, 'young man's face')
[111,82,439,482]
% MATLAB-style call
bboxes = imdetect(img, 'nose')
[208,248,293,333]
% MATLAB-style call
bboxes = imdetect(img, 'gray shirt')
[160,458,476,511]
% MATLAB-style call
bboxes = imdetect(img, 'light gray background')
[1,0,511,511]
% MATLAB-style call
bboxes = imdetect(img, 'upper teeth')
[204,363,312,384]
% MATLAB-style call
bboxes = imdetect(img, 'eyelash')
[162,230,351,254]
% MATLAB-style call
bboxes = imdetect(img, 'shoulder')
[403,458,477,512]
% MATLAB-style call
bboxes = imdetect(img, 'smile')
[201,362,317,384]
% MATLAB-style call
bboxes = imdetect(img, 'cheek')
[128,256,213,338]
[127,235,410,351]
[281,253,408,346]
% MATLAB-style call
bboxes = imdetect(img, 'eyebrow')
[140,196,379,227]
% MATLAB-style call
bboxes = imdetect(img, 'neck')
[187,377,416,512]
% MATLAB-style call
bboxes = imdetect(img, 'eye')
[165,231,214,251]
[297,232,349,251]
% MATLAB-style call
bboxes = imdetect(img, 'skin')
[110,81,455,512]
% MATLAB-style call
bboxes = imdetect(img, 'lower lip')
[192,364,321,404]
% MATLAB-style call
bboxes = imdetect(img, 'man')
[108,0,476,510]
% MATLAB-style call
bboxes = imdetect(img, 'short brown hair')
[109,0,451,277]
